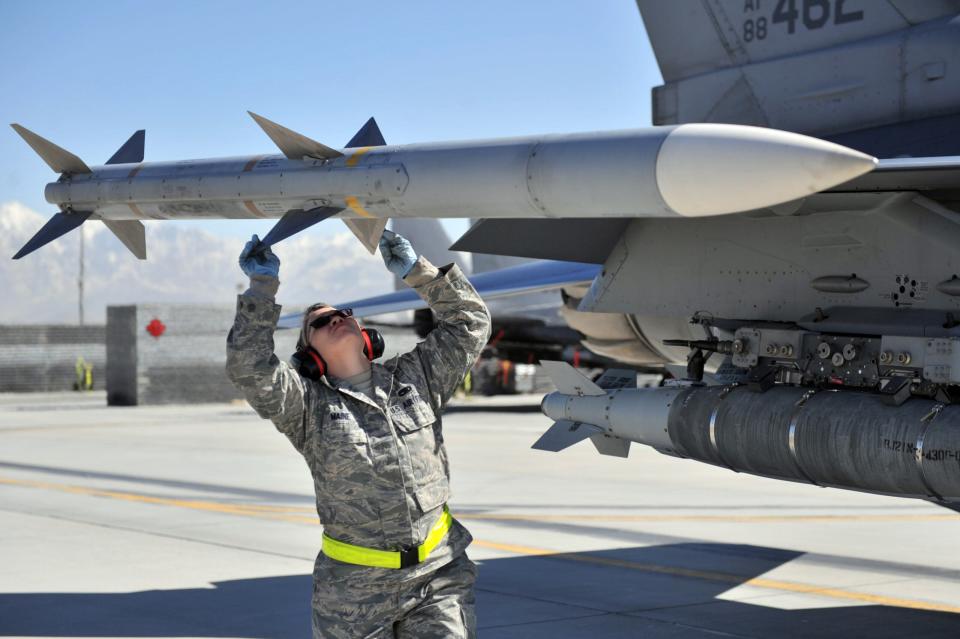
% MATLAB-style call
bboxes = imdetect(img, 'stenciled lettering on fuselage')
[741,0,864,43]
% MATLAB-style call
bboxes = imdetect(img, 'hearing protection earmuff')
[292,324,385,380]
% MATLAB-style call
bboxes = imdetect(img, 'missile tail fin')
[594,369,638,390]
[247,111,343,161]
[13,210,92,259]
[590,434,630,458]
[532,420,602,452]
[260,206,344,248]
[539,360,605,396]
[106,130,145,165]
[101,220,146,259]
[10,124,91,174]
[344,218,389,254]
[345,117,386,148]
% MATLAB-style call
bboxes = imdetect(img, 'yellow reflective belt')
[321,506,453,569]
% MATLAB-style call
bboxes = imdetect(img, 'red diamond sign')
[146,318,166,338]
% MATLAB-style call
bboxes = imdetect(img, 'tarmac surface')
[2,390,960,638]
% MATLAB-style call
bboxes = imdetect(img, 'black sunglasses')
[309,308,353,330]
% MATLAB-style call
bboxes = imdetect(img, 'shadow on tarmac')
[1,543,958,638]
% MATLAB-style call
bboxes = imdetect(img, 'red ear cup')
[361,327,385,360]
[360,329,374,361]
[292,346,327,380]
[307,349,326,376]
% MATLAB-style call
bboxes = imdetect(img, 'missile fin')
[259,206,344,248]
[590,434,631,458]
[594,369,638,390]
[247,111,343,161]
[106,130,145,165]
[101,220,146,259]
[532,420,602,452]
[540,360,605,396]
[10,124,91,174]
[344,217,389,254]
[345,117,386,148]
[12,210,92,259]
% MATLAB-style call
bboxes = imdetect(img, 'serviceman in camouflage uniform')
[226,229,491,638]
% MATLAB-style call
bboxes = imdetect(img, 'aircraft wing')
[452,157,960,263]
[277,260,599,329]
[831,156,960,201]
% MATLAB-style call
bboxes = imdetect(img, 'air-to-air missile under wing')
[10,111,876,259]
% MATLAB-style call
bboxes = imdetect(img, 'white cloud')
[0,201,393,324]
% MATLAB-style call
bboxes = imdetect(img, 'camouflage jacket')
[226,257,491,578]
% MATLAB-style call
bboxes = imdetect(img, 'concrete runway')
[1,391,960,638]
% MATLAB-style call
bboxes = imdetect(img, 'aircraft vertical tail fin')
[637,0,957,86]
[636,0,960,148]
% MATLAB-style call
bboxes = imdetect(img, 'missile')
[535,360,960,505]
[10,113,877,259]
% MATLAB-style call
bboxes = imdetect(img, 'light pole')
[78,225,84,326]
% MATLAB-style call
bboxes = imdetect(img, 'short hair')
[297,302,332,352]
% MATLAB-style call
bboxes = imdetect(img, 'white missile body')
[44,123,875,223]
[12,114,876,259]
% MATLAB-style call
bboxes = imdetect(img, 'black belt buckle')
[399,546,419,569]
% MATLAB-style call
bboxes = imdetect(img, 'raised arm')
[225,236,307,452]
[381,230,491,409]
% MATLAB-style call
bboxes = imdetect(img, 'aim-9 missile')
[10,112,877,259]
[535,361,960,504]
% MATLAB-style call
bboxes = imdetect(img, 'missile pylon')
[10,114,877,259]
[535,360,960,506]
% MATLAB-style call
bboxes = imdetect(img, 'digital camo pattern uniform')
[226,256,491,638]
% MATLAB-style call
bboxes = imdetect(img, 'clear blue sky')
[0,0,662,243]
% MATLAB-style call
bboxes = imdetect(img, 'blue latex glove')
[379,229,418,278]
[238,234,280,279]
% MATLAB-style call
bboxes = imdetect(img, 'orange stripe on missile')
[346,147,373,167]
[127,164,143,179]
[242,155,265,172]
[243,200,263,217]
[345,195,375,218]
[127,203,145,217]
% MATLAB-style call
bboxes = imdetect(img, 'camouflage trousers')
[312,552,478,638]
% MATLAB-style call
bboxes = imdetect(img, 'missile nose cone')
[655,124,878,217]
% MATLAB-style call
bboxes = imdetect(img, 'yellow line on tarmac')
[0,477,318,525]
[3,474,960,615]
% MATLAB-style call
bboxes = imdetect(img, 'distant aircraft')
[348,218,621,370]
[12,1,960,507]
